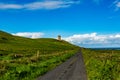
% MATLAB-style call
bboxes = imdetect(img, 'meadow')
[82,48,120,80]
[0,31,79,80]
[1,30,120,80]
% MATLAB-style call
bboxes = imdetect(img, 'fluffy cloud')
[63,33,120,48]
[0,1,80,10]
[12,32,44,38]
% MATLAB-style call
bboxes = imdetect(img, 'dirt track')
[37,51,87,80]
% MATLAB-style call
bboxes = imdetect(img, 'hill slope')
[0,30,14,43]
[0,30,80,80]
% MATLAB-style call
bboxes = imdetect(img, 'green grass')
[0,30,80,80]
[1,30,119,80]
[82,48,120,80]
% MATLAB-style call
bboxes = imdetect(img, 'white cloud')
[63,33,120,48]
[116,2,120,7]
[113,0,120,11]
[0,1,80,10]
[12,32,44,38]
[0,3,23,9]
[24,1,78,10]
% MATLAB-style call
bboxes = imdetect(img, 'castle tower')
[58,35,61,41]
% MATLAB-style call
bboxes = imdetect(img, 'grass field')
[1,30,120,80]
[0,30,80,80]
[82,48,120,80]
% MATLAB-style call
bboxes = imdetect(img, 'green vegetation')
[1,30,120,80]
[82,48,120,80]
[0,30,79,80]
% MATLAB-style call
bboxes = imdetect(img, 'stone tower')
[58,35,61,41]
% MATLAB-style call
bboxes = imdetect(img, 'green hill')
[0,30,14,43]
[0,30,80,80]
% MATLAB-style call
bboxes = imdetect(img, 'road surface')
[37,51,87,80]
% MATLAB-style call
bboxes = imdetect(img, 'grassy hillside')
[82,48,120,80]
[0,30,80,80]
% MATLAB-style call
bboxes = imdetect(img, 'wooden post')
[37,50,40,58]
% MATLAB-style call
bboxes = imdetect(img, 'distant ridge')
[89,47,120,50]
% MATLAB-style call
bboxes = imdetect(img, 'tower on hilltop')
[58,35,61,41]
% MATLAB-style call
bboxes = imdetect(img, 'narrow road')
[37,51,87,80]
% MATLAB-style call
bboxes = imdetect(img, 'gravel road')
[37,51,87,80]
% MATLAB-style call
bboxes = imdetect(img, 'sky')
[0,0,120,48]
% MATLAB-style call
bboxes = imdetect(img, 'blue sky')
[0,0,120,48]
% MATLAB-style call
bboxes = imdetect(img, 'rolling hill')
[0,30,80,80]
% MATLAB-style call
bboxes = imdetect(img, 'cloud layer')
[0,1,79,10]
[0,0,119,11]
[64,33,120,48]
[12,32,44,38]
